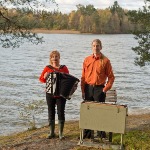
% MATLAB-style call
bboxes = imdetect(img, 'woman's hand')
[44,72,48,79]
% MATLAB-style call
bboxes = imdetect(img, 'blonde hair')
[49,50,60,65]
[92,39,102,48]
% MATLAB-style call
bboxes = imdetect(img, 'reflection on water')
[0,34,150,135]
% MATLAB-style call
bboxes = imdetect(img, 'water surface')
[0,34,150,135]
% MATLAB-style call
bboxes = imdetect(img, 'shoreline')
[1,112,150,137]
[126,112,150,130]
[30,29,132,34]
[31,29,81,34]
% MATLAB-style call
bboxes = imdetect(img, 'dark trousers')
[46,93,66,123]
[84,84,105,102]
[84,84,106,139]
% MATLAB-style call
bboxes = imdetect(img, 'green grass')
[101,129,150,150]
[124,129,150,149]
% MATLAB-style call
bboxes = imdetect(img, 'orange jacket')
[39,65,69,83]
[81,53,115,93]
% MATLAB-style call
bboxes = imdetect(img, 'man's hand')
[100,91,106,102]
[101,91,106,97]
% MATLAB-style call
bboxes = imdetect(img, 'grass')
[124,129,150,149]
[0,121,150,149]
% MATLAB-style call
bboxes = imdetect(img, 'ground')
[0,113,150,150]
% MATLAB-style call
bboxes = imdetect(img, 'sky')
[48,0,145,13]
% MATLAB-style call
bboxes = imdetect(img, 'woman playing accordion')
[39,50,79,140]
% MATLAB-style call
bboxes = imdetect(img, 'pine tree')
[128,0,150,66]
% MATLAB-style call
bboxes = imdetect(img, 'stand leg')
[121,134,123,149]
[109,132,112,142]
[80,129,83,144]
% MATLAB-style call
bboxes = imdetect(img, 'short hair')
[50,50,60,58]
[92,39,102,48]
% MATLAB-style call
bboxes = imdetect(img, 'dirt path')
[126,113,150,131]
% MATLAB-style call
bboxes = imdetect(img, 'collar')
[92,53,102,60]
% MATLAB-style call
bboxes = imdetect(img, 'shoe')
[58,120,65,140]
[102,137,109,143]
[47,134,55,139]
[48,120,55,139]
[97,131,106,139]
[59,136,65,140]
[83,129,92,139]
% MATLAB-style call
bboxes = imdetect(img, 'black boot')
[58,120,65,140]
[47,120,55,139]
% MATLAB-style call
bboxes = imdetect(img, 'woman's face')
[51,54,60,64]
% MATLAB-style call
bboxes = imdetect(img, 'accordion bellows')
[46,72,80,100]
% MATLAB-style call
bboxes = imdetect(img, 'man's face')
[92,42,102,55]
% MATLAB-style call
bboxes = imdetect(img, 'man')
[81,39,115,139]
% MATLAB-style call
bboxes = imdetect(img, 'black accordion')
[46,72,80,100]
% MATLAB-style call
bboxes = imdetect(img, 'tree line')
[3,1,138,34]
[0,0,149,66]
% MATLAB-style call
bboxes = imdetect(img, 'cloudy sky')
[49,0,145,13]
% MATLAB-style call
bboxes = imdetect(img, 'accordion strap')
[47,65,65,71]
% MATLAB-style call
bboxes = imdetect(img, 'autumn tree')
[76,4,96,16]
[109,1,125,33]
[128,0,150,66]
[79,15,86,32]
[97,9,112,33]
[68,11,80,30]
[76,4,99,33]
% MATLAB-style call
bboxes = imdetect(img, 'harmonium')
[78,102,128,148]
[79,102,128,133]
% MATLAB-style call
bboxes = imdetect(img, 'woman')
[39,50,69,140]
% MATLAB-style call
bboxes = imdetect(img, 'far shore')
[31,29,81,34]
[30,29,132,34]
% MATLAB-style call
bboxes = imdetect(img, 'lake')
[0,34,150,136]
